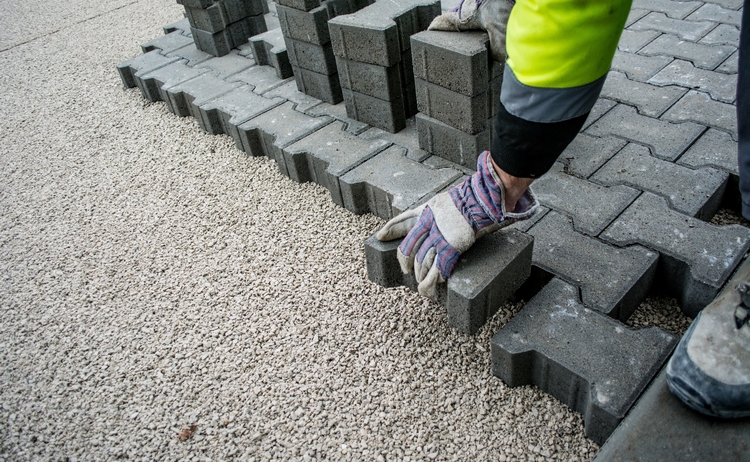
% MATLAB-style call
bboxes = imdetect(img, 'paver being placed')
[586,104,705,161]
[531,163,640,236]
[117,50,180,89]
[678,128,740,177]
[628,12,715,41]
[195,84,285,137]
[602,192,750,317]
[339,145,462,219]
[639,33,737,70]
[135,60,211,103]
[557,133,627,179]
[661,89,738,136]
[365,229,534,335]
[249,28,293,79]
[592,143,728,220]
[649,59,738,103]
[600,70,687,117]
[281,121,391,207]
[164,72,244,118]
[490,277,678,445]
[527,212,658,321]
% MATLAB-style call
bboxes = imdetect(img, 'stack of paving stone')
[177,0,269,56]
[411,30,502,169]
[275,0,374,104]
[328,0,441,133]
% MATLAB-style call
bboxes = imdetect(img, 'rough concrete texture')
[117,49,181,89]
[491,278,678,445]
[600,70,687,117]
[190,14,268,57]
[135,60,211,102]
[336,57,403,101]
[365,228,534,335]
[164,72,244,118]
[556,133,627,179]
[285,37,338,75]
[662,89,738,135]
[275,0,322,12]
[276,4,332,45]
[649,59,738,103]
[249,28,294,79]
[639,32,736,69]
[415,77,488,134]
[416,112,489,169]
[195,84,285,136]
[291,64,344,104]
[342,87,407,133]
[679,128,740,177]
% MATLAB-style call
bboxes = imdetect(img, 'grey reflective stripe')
[500,66,606,123]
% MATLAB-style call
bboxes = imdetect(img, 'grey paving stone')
[365,228,534,335]
[631,0,701,19]
[628,12,715,41]
[228,64,290,94]
[195,84,285,136]
[601,192,750,317]
[586,104,705,161]
[421,154,474,176]
[116,50,180,89]
[194,50,255,78]
[531,163,640,236]
[415,112,489,169]
[185,4,228,33]
[359,120,432,163]
[163,17,192,35]
[336,57,403,101]
[601,70,687,117]
[342,88,406,133]
[141,30,195,55]
[339,145,462,218]
[285,37,338,75]
[703,0,744,8]
[557,133,627,179]
[276,4,331,45]
[410,30,491,96]
[687,2,742,26]
[236,101,332,175]
[625,8,651,27]
[166,42,215,67]
[582,98,617,130]
[699,23,741,45]
[281,121,391,206]
[661,89,737,137]
[415,78,488,134]
[527,212,658,321]
[306,102,369,134]
[716,49,739,73]
[275,0,322,12]
[649,59,738,103]
[292,65,344,104]
[135,60,210,102]
[611,50,672,82]
[263,80,322,113]
[617,29,659,53]
[639,33,737,70]
[592,143,728,220]
[164,72,244,118]
[250,28,293,79]
[191,19,268,58]
[678,128,740,177]
[491,277,678,445]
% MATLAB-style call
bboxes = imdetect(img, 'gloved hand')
[376,151,538,298]
[427,0,514,62]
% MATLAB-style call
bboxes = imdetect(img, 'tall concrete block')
[339,145,462,219]
[491,278,678,445]
[601,193,750,317]
[415,113,489,169]
[249,28,294,79]
[195,85,285,136]
[365,229,534,335]
[276,4,332,45]
[117,50,180,89]
[527,212,658,321]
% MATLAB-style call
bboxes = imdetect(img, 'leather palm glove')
[376,151,538,298]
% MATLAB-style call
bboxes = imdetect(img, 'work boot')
[666,280,750,418]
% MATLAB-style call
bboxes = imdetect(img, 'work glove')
[376,151,538,298]
[427,0,514,62]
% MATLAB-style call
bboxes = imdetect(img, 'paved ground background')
[0,0,609,460]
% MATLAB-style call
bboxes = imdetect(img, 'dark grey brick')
[135,60,210,102]
[281,121,390,206]
[194,50,255,78]
[592,143,728,220]
[699,23,741,45]
[276,4,331,45]
[716,49,739,73]
[116,50,180,89]
[611,50,672,82]
[617,29,659,53]
[661,90,737,136]
[410,30,490,96]
[601,192,750,317]
[415,113,489,169]
[275,0,322,12]
[342,88,406,133]
[164,72,244,118]
[687,2,742,26]
[586,104,704,161]
[678,128,740,177]
[601,70,687,117]
[649,59,738,103]
[631,0,701,19]
[415,77,488,134]
[262,80,323,113]
[491,277,678,445]
[185,4,227,33]
[292,65,344,104]
[557,133,627,179]
[228,64,290,94]
[141,30,195,55]
[250,28,294,79]
[531,163,640,236]
[220,0,267,22]
[191,17,267,57]
[336,57,403,101]
[528,212,658,320]
[366,229,534,335]
[339,145,462,218]
[628,12,715,41]
[639,33,736,70]
[163,17,192,35]
[195,84,285,136]
[285,37,338,75]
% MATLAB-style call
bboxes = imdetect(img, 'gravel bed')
[0,1,599,460]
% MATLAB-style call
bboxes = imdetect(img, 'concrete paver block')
[185,4,229,33]
[141,30,195,55]
[678,128,740,177]
[336,57,403,101]
[292,65,344,104]
[163,17,192,35]
[592,143,728,220]
[415,77,488,134]
[117,50,180,89]
[491,277,678,445]
[687,2,743,26]
[601,192,750,317]
[582,98,618,130]
[661,89,737,136]
[196,84,285,136]
[631,0,702,19]
[276,4,331,45]
[532,163,640,236]
[135,60,211,102]
[191,15,268,56]
[601,70,687,117]
[220,0,268,22]
[699,23,741,46]
[166,42,215,67]
[194,50,255,78]
[611,50,672,82]
[282,121,391,206]
[716,49,739,73]
[626,8,650,27]
[164,71,244,118]
[557,133,627,179]
[250,28,294,79]
[365,228,534,335]
[649,59,738,103]
[617,29,659,53]
[262,80,322,113]
[415,113,489,169]
[639,33,737,70]
[586,104,704,161]
[227,64,289,94]
[177,0,215,9]
[306,102,369,134]
[285,37,337,75]
[342,88,406,133]
[628,12,715,41]
[339,145,462,218]
[528,212,658,321]
[275,0,322,12]
[358,120,432,163]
